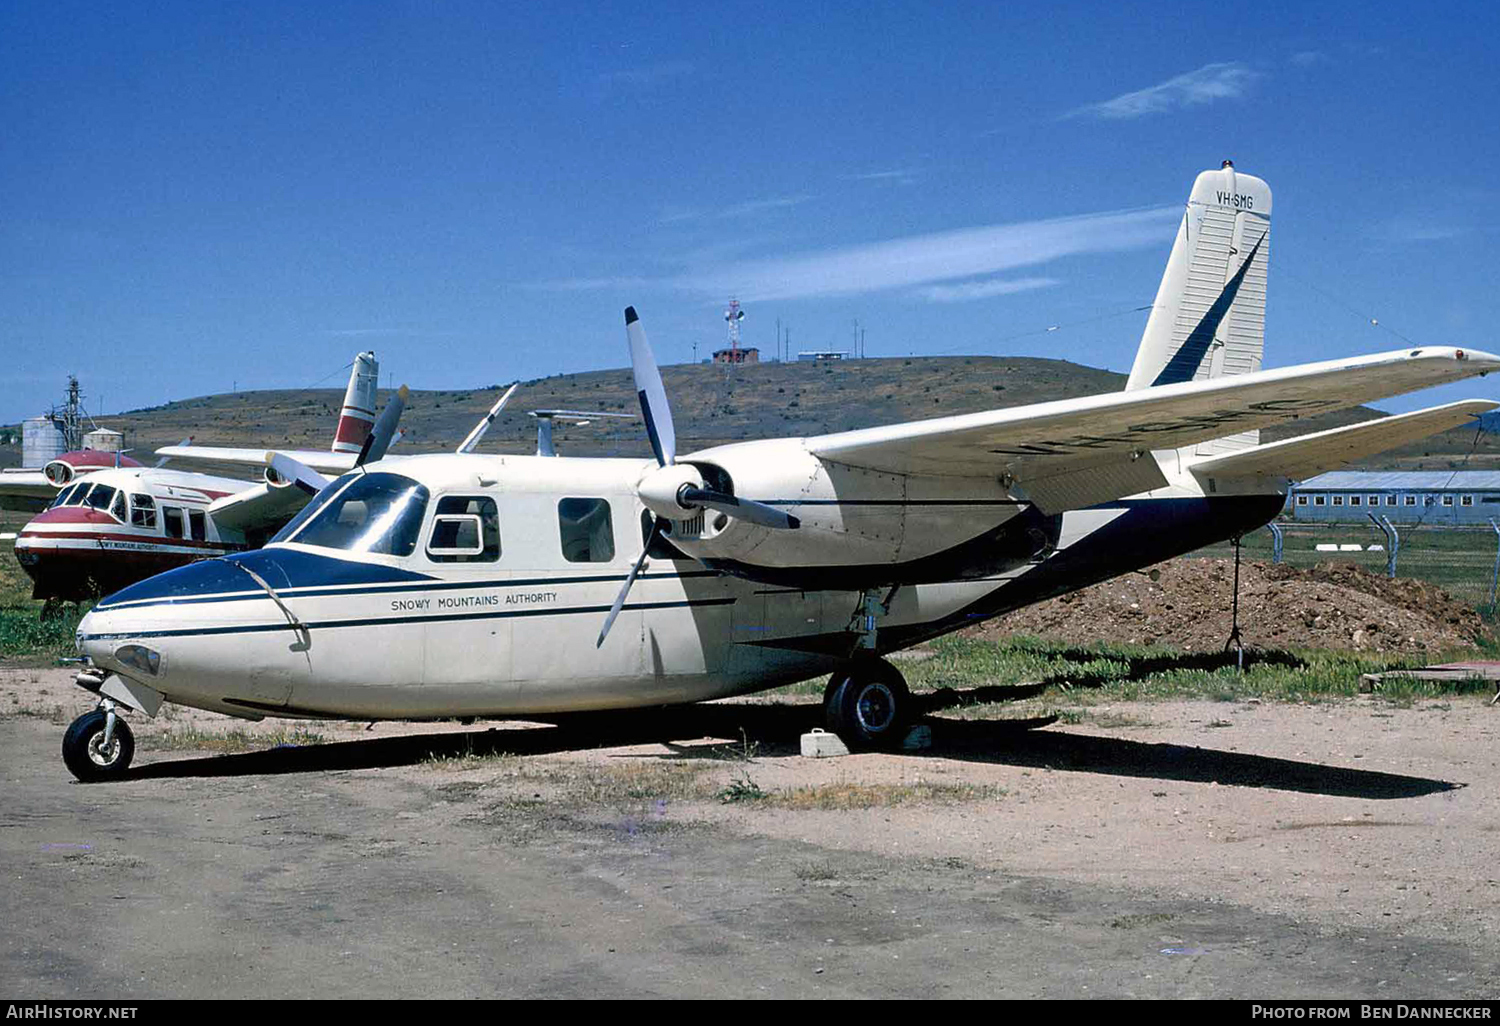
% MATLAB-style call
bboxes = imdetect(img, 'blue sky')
[3,0,1498,427]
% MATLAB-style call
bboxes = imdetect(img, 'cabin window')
[109,490,127,522]
[130,493,157,529]
[163,506,185,539]
[559,498,615,563]
[188,509,207,541]
[427,496,500,562]
[51,483,85,508]
[286,472,429,556]
[85,484,117,512]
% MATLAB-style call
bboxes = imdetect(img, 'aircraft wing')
[156,446,361,475]
[1185,399,1497,484]
[805,347,1500,513]
[0,470,59,512]
[206,481,313,536]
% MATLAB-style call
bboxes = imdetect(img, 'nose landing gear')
[62,701,135,782]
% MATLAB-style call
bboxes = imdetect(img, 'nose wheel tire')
[824,659,911,751]
[62,709,135,783]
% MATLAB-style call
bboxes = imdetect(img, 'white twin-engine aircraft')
[62,165,1499,781]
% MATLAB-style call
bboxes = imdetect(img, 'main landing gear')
[62,700,135,783]
[823,658,912,751]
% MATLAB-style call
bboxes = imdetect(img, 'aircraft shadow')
[116,686,1457,800]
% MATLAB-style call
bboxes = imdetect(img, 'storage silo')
[22,417,67,468]
[83,428,124,453]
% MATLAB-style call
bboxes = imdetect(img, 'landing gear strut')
[824,658,912,751]
[62,700,135,783]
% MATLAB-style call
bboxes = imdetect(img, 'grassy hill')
[4,355,1495,476]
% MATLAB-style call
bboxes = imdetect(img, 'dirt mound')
[966,558,1485,655]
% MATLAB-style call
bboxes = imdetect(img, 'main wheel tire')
[824,660,911,751]
[62,710,135,783]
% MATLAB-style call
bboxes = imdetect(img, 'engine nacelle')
[43,460,76,486]
[637,464,705,520]
[656,439,1054,589]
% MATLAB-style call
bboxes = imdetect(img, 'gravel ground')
[3,666,1498,999]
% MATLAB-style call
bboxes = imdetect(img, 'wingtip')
[624,306,639,325]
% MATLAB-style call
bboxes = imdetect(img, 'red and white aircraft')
[8,354,387,602]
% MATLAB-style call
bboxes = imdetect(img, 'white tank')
[83,428,124,453]
[22,417,67,468]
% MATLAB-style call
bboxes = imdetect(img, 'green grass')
[773,633,1496,709]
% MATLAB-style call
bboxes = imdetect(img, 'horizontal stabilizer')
[1186,400,1498,483]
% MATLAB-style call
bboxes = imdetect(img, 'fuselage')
[16,467,251,600]
[74,450,1284,722]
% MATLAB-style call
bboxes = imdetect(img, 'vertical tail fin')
[331,351,380,454]
[1126,163,1272,453]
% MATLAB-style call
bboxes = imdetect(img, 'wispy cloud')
[841,168,921,186]
[677,205,1179,301]
[1290,50,1330,67]
[1067,62,1259,120]
[916,276,1060,303]
[599,60,695,88]
[659,194,814,224]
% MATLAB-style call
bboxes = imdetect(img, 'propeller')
[455,383,519,454]
[355,385,409,467]
[597,307,798,646]
[265,452,331,496]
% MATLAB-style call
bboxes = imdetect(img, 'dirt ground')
[3,666,1498,999]
[969,557,1486,655]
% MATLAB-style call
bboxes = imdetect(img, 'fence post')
[1489,519,1500,610]
[1266,521,1284,564]
[1382,515,1399,579]
[1369,513,1398,578]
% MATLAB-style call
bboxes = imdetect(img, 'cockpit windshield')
[275,472,429,557]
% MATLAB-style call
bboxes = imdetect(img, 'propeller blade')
[626,307,675,467]
[680,487,800,531]
[266,452,332,496]
[456,383,519,454]
[597,517,661,647]
[356,385,409,467]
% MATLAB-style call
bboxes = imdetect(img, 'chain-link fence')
[1189,520,1500,612]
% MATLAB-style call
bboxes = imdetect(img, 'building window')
[1332,495,1343,506]
[1314,495,1326,506]
[1386,495,1397,506]
[1369,495,1381,506]
[1405,495,1417,506]
[559,498,615,563]
[1462,495,1474,507]
[1443,495,1454,507]
[1350,495,1361,506]
[1296,495,1308,506]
